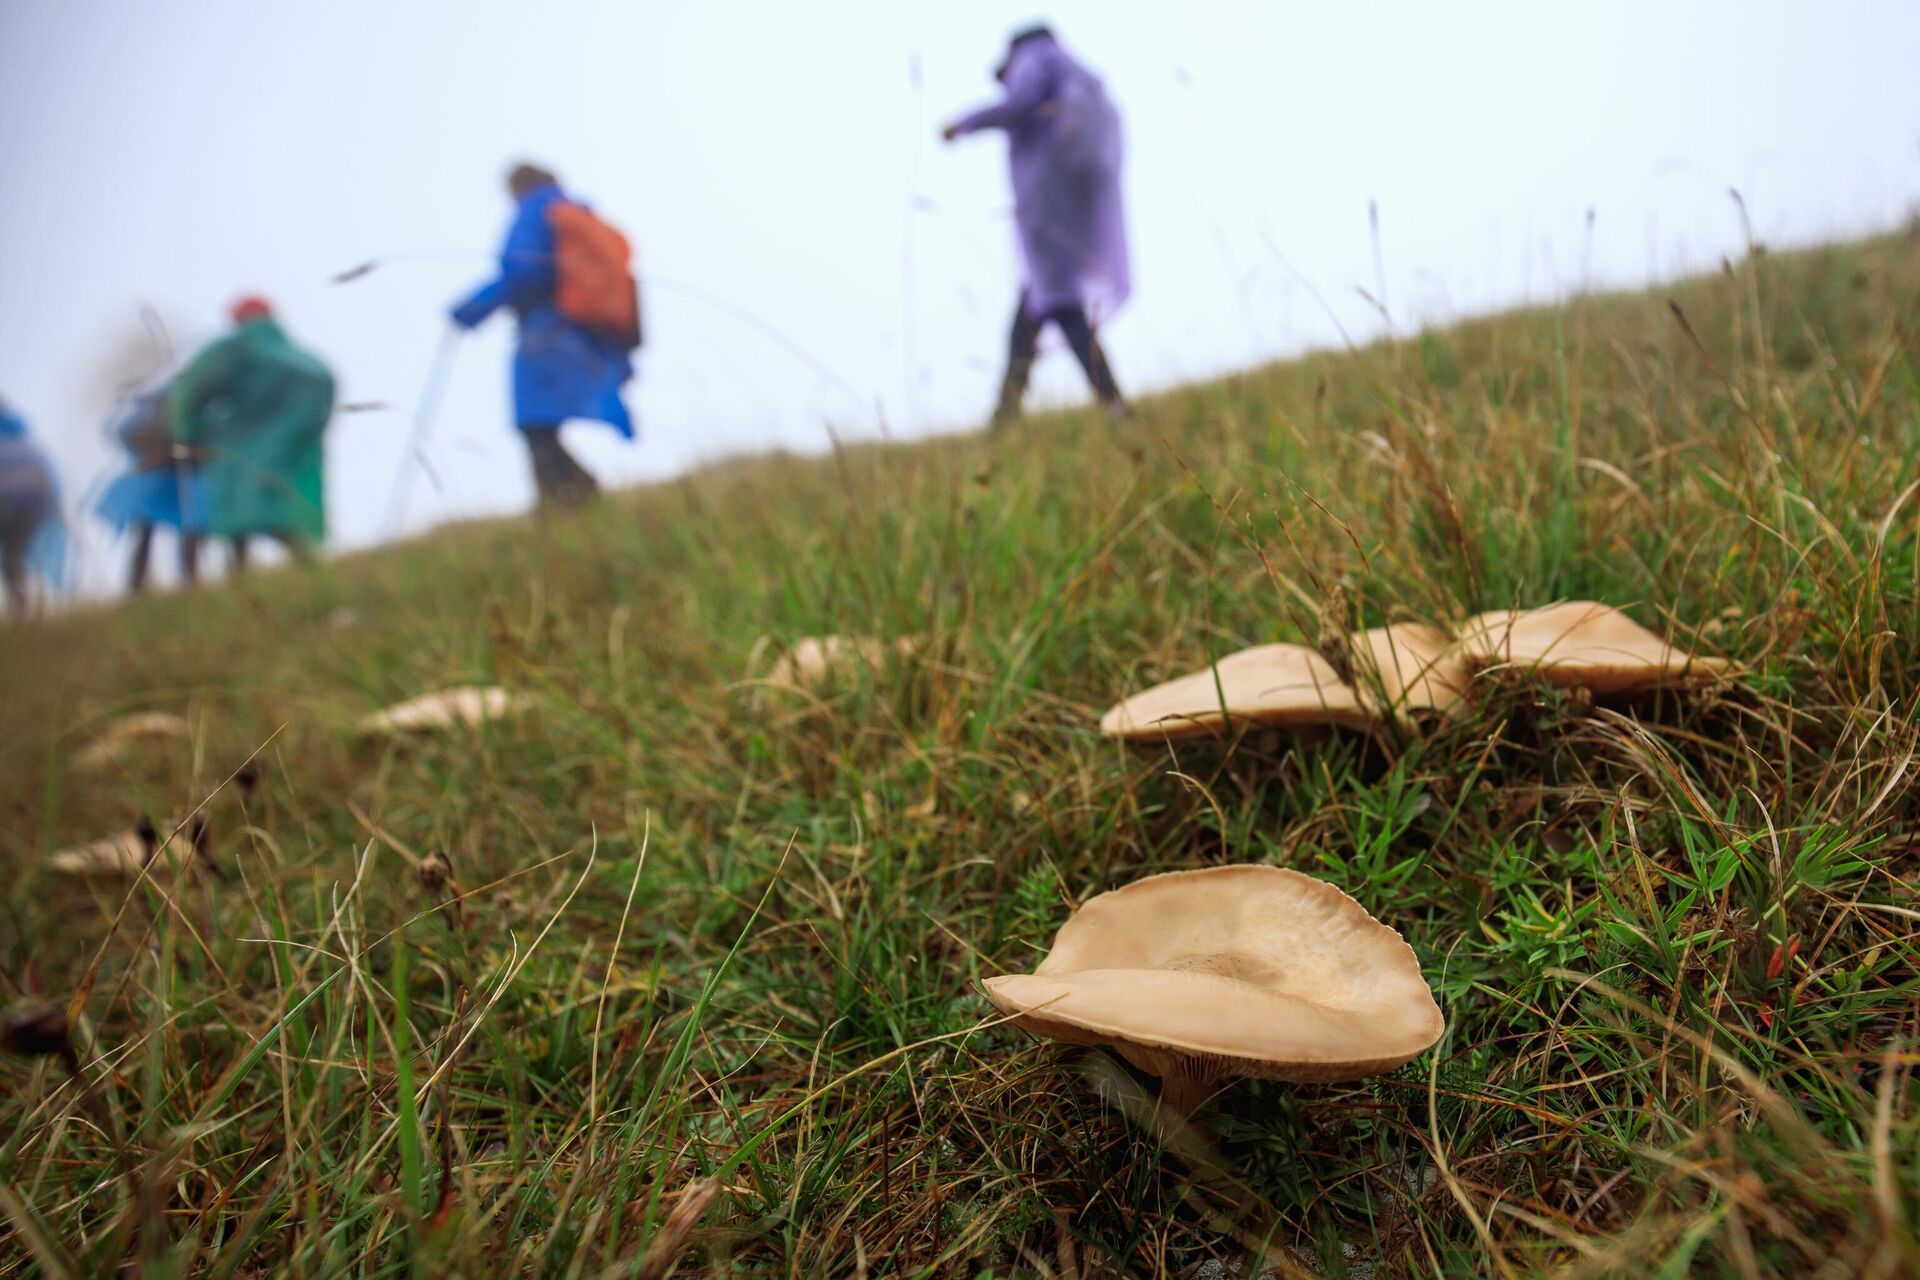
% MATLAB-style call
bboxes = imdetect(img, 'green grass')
[3,228,1919,1277]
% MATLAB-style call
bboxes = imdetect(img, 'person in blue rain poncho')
[97,377,208,593]
[944,25,1132,429]
[0,402,68,614]
[450,163,639,509]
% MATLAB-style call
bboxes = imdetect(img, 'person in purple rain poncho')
[944,25,1130,429]
[451,163,640,510]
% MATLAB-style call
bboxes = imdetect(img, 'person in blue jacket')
[450,163,635,509]
[0,401,67,614]
[96,379,208,593]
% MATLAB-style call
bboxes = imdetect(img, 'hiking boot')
[990,354,1035,433]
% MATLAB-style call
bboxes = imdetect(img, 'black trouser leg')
[272,531,312,564]
[128,523,155,594]
[523,426,600,508]
[991,299,1045,429]
[1049,305,1126,410]
[220,531,305,576]
[181,534,202,586]
[2,538,26,614]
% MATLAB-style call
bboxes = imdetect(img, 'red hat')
[229,295,273,324]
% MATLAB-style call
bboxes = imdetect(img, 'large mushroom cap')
[1457,601,1727,694]
[1348,623,1471,722]
[358,687,532,735]
[1098,644,1378,741]
[983,866,1445,1091]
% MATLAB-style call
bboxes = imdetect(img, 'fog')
[3,0,1916,594]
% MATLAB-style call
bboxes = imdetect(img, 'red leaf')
[1766,935,1801,982]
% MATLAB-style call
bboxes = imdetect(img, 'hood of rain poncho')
[96,380,208,533]
[953,31,1131,321]
[450,182,636,437]
[171,317,334,542]
[0,409,69,589]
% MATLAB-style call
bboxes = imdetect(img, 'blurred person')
[450,162,643,510]
[943,25,1131,429]
[97,377,208,593]
[0,400,67,614]
[170,297,335,569]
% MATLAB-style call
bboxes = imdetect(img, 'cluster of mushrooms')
[45,687,537,879]
[988,601,1726,1116]
[1100,600,1726,742]
[48,630,929,881]
[46,603,1727,1135]
[355,686,533,734]
[762,634,922,691]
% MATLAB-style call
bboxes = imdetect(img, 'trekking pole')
[383,326,461,537]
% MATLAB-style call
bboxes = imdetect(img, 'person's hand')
[448,298,486,331]
[940,122,962,143]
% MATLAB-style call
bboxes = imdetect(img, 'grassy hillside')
[2,229,1918,1277]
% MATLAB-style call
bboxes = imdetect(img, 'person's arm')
[946,56,1058,137]
[167,341,235,448]
[451,201,558,328]
[450,278,507,330]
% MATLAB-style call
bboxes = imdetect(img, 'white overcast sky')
[2,1,1917,593]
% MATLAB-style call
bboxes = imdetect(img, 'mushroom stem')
[1148,1070,1232,1175]
[1156,1071,1211,1119]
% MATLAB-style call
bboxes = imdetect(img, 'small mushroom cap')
[1348,624,1472,722]
[1099,644,1378,741]
[358,687,532,734]
[1458,601,1727,694]
[767,635,919,691]
[983,865,1445,1085]
[47,822,193,878]
[73,711,192,770]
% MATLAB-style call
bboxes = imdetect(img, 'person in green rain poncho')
[171,296,335,567]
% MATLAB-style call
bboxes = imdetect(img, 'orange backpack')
[547,201,643,350]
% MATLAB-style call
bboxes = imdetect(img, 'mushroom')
[1100,625,1468,742]
[72,711,192,771]
[357,686,533,734]
[1098,644,1376,742]
[47,814,212,880]
[983,865,1445,1114]
[1344,623,1472,724]
[766,635,919,691]
[1456,601,1727,694]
